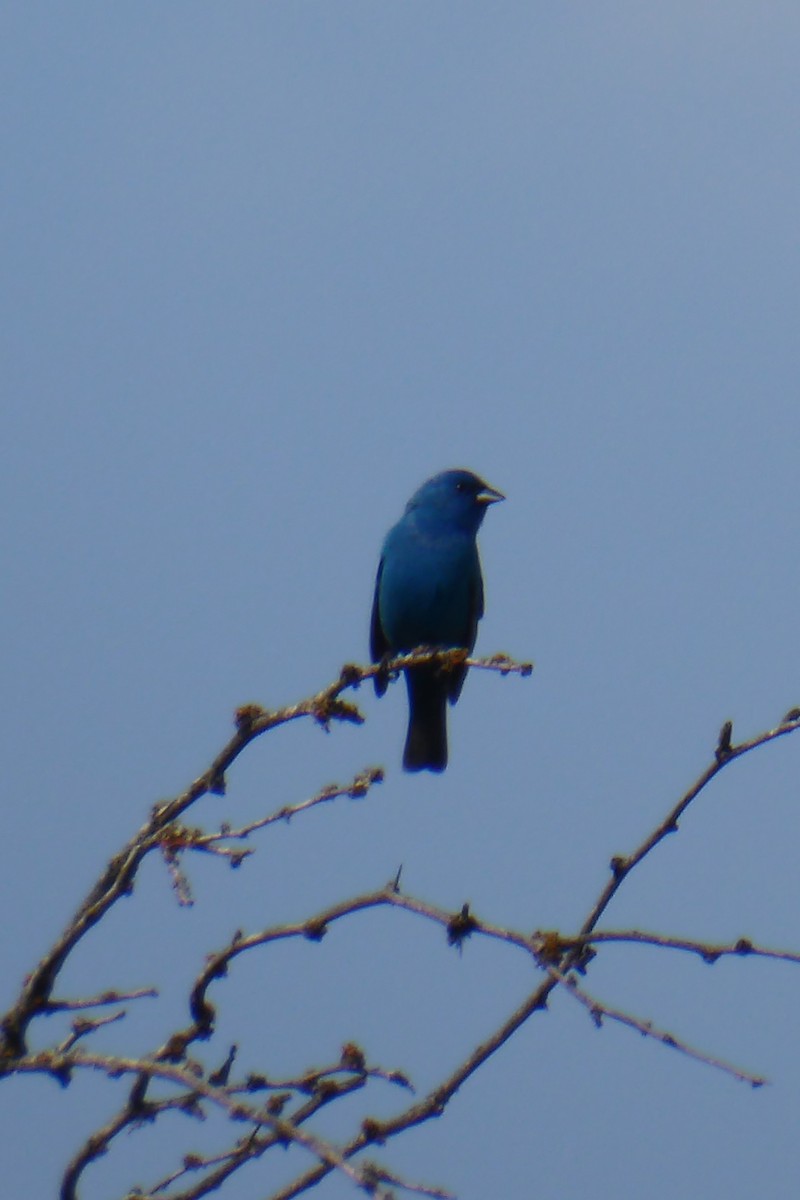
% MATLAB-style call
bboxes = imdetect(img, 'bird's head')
[406,469,505,534]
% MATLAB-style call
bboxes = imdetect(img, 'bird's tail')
[403,668,448,773]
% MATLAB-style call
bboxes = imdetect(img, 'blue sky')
[4,4,800,1197]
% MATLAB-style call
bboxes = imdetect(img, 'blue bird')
[371,469,504,772]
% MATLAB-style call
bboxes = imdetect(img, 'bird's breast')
[378,531,478,650]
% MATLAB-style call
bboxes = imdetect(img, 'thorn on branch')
[340,1041,366,1072]
[234,703,266,733]
[50,1062,72,1088]
[208,769,227,796]
[610,855,628,881]
[304,919,328,941]
[446,904,478,948]
[734,938,754,955]
[361,1117,386,1144]
[313,698,364,729]
[177,1094,206,1120]
[208,1044,237,1086]
[339,663,363,687]
[781,707,800,725]
[716,720,734,762]
[206,955,229,982]
[386,1069,414,1091]
[129,1099,159,1127]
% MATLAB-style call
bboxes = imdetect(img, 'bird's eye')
[456,481,466,491]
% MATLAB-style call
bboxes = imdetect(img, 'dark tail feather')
[403,669,448,773]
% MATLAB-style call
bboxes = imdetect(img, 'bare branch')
[555,968,767,1087]
[0,650,529,1059]
[577,714,800,946]
[9,1050,397,1199]
[57,1010,128,1054]
[5,659,800,1200]
[44,988,158,1013]
[560,930,800,967]
[166,768,385,859]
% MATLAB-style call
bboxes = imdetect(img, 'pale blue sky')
[4,5,800,1198]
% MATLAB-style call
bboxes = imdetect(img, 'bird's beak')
[475,484,505,506]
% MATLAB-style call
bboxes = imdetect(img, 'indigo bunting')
[371,469,504,772]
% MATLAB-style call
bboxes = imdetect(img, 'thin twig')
[259,713,800,1199]
[173,768,384,852]
[5,675,800,1200]
[57,1010,127,1054]
[44,988,157,1013]
[560,930,800,967]
[9,1051,392,1200]
[546,964,766,1087]
[0,650,530,1059]
[577,715,800,945]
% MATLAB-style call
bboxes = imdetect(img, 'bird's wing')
[464,548,485,651]
[370,557,390,696]
[471,557,485,630]
[448,554,483,704]
[370,558,388,661]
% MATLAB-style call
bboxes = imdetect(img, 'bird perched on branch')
[371,469,504,772]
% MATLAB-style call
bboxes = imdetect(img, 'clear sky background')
[4,4,800,1198]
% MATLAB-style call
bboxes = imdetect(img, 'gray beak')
[475,484,505,506]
